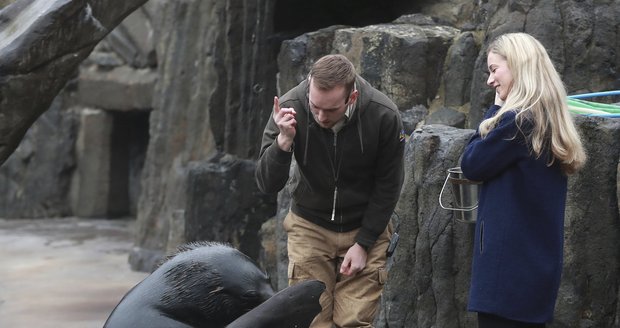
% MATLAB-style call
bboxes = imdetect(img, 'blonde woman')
[461,33,586,327]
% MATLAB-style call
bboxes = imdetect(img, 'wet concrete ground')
[0,217,149,328]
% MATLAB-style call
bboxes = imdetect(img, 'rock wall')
[129,0,279,270]
[0,0,150,217]
[556,116,620,327]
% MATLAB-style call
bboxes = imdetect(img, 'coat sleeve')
[460,106,531,182]
[255,112,294,194]
[355,111,405,249]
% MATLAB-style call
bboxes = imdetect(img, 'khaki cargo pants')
[284,211,391,328]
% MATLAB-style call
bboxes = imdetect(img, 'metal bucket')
[439,167,481,223]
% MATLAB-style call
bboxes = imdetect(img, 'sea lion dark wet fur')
[104,241,275,328]
[227,279,325,328]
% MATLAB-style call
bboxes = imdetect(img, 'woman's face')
[486,52,513,101]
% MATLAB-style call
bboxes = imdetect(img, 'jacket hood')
[296,75,371,165]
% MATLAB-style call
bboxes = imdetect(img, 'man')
[255,54,405,328]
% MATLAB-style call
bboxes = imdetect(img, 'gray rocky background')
[0,0,619,326]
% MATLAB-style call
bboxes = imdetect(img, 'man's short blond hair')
[309,54,356,100]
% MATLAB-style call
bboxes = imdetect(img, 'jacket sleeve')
[355,111,405,249]
[460,106,531,182]
[255,114,294,194]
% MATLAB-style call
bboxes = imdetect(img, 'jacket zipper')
[331,131,338,222]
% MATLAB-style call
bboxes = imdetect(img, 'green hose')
[568,98,620,115]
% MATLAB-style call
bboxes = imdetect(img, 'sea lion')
[104,242,275,328]
[227,279,325,328]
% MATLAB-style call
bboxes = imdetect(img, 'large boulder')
[0,0,149,166]
[375,124,477,328]
[184,154,276,263]
[0,97,78,218]
[333,21,459,110]
[555,116,620,327]
[278,16,460,110]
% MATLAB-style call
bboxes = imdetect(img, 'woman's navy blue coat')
[461,105,567,323]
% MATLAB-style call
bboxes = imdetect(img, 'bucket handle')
[438,173,479,211]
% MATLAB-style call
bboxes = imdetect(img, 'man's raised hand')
[273,96,296,151]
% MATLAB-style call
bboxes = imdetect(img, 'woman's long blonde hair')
[479,33,586,174]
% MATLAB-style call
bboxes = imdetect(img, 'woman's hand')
[494,92,505,107]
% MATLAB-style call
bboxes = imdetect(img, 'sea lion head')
[158,241,274,327]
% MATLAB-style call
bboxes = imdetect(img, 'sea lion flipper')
[226,279,325,328]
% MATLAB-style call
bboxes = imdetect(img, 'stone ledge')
[78,66,156,111]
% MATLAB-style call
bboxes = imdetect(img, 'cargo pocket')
[378,268,388,285]
[287,261,317,286]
